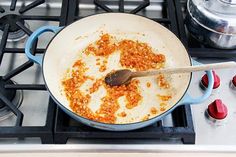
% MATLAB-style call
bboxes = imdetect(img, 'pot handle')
[178,60,214,105]
[25,26,63,65]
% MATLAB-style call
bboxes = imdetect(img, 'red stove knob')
[201,71,220,89]
[232,75,236,87]
[208,99,228,120]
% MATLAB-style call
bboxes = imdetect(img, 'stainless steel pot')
[186,0,236,49]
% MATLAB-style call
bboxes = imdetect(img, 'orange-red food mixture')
[85,34,117,57]
[119,39,165,71]
[118,111,127,117]
[150,107,158,115]
[99,61,107,72]
[63,63,141,123]
[157,74,170,89]
[157,94,172,101]
[160,103,167,112]
[85,34,166,71]
[62,33,170,124]
[146,82,151,88]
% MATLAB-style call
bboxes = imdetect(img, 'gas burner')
[7,23,29,42]
[0,14,28,42]
[0,77,23,121]
[0,14,24,32]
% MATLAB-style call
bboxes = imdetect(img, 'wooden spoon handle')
[132,61,236,78]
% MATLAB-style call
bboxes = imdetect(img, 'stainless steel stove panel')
[188,58,236,145]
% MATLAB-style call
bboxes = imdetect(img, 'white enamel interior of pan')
[43,13,191,124]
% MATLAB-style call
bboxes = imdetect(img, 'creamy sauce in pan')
[62,33,175,124]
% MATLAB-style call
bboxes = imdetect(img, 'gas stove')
[0,0,236,149]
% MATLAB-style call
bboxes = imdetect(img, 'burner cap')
[0,77,16,109]
[0,14,24,32]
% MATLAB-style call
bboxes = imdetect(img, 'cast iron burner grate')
[54,105,195,144]
[54,0,195,144]
[0,77,23,121]
[0,0,69,144]
[94,0,150,13]
[0,77,16,109]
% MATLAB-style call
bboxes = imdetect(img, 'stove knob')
[231,75,236,88]
[207,99,228,120]
[201,71,220,89]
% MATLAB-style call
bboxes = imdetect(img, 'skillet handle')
[179,60,214,105]
[25,26,63,65]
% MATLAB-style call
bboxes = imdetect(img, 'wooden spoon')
[105,61,236,86]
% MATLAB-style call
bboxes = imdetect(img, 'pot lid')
[187,0,236,35]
